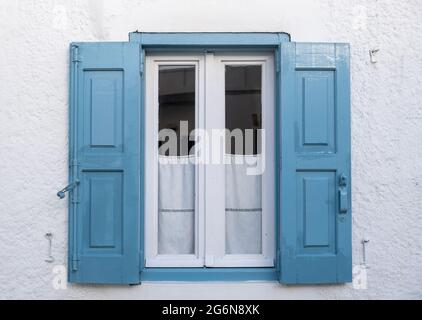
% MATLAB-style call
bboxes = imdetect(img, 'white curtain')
[158,156,195,254]
[225,155,262,254]
[157,155,262,255]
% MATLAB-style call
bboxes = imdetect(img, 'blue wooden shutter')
[68,43,141,284]
[279,42,351,284]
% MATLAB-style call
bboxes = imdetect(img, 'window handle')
[57,180,80,199]
[338,174,348,214]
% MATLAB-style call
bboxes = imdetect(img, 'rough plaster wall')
[0,0,421,299]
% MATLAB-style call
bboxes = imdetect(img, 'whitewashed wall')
[0,0,421,299]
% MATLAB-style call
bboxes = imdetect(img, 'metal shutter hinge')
[72,254,79,271]
[140,60,144,78]
[276,249,280,268]
[140,48,145,78]
[276,49,281,73]
[71,45,81,63]
[70,159,80,168]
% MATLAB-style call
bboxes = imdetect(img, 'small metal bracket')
[339,174,348,187]
[45,233,54,263]
[361,239,370,266]
[369,49,379,63]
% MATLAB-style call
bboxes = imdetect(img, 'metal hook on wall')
[45,232,55,263]
[369,49,379,63]
[361,238,370,267]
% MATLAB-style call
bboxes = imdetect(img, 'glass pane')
[158,65,195,255]
[225,65,262,254]
[225,65,262,155]
[158,65,196,156]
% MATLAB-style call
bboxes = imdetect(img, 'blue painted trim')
[133,32,289,282]
[129,32,290,47]
[274,45,281,277]
[141,268,278,282]
[68,45,76,277]
[144,48,276,53]
[139,46,145,272]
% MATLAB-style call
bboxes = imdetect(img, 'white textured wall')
[1,0,421,299]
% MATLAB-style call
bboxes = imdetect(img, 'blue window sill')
[140,268,278,282]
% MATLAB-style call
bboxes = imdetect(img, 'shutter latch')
[57,180,80,199]
[338,174,348,214]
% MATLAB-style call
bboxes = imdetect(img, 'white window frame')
[144,52,275,268]
[205,53,275,267]
[145,54,206,267]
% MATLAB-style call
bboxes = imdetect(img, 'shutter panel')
[68,43,141,284]
[279,42,351,284]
